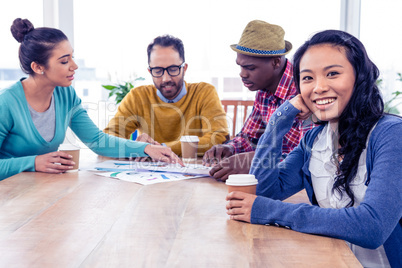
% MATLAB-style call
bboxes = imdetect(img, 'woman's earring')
[41,72,44,75]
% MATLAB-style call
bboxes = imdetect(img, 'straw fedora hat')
[231,20,292,57]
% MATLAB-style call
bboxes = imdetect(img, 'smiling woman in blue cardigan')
[0,18,182,181]
[226,30,401,267]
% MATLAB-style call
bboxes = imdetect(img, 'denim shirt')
[157,82,187,103]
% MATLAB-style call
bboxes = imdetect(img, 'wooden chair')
[221,100,254,139]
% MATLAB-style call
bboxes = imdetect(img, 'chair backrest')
[221,100,254,139]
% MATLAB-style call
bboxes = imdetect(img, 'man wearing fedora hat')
[203,20,312,180]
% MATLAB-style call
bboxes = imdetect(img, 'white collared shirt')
[309,122,390,268]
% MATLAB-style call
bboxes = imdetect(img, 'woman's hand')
[289,94,312,120]
[35,151,76,173]
[226,191,257,223]
[144,144,184,166]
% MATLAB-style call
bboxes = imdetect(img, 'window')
[0,1,43,89]
[73,0,340,102]
[360,0,402,112]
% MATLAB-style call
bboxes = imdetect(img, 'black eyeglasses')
[148,62,185,78]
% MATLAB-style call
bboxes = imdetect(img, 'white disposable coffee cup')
[58,143,80,172]
[180,135,199,162]
[226,174,258,194]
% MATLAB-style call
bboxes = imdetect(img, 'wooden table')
[0,149,362,268]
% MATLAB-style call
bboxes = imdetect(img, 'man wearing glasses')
[104,35,228,157]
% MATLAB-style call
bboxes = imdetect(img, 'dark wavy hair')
[10,18,68,75]
[147,34,185,64]
[293,30,384,207]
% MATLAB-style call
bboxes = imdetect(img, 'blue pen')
[130,130,138,140]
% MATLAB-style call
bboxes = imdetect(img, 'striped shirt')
[226,60,312,157]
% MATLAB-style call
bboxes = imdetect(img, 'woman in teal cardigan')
[0,18,182,181]
[226,30,401,267]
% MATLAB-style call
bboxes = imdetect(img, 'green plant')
[385,90,402,114]
[377,73,402,115]
[102,77,145,104]
[384,73,402,114]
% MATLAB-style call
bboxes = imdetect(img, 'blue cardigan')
[250,101,402,267]
[0,80,149,180]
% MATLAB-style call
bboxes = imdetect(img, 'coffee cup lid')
[180,135,200,142]
[58,143,80,150]
[225,174,258,186]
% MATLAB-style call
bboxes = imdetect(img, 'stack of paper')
[93,160,212,185]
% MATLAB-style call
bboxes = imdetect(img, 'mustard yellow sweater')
[104,82,228,156]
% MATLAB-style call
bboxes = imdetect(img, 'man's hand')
[136,133,161,145]
[144,144,184,166]
[226,191,257,223]
[35,151,76,173]
[202,144,235,167]
[132,133,162,162]
[209,151,255,181]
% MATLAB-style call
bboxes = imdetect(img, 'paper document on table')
[93,160,212,176]
[95,171,207,185]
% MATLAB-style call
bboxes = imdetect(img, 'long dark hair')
[10,18,68,75]
[293,30,384,207]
